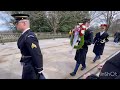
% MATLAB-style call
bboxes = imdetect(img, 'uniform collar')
[22,28,30,35]
[102,31,105,32]
[100,31,105,34]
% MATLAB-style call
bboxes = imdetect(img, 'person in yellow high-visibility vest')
[69,30,72,38]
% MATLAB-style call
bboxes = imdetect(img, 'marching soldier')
[70,19,93,76]
[114,31,119,43]
[93,24,109,62]
[11,14,45,79]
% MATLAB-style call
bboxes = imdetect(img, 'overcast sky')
[0,11,12,31]
[90,11,120,27]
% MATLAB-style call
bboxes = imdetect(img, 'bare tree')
[0,11,15,32]
[7,11,90,33]
[90,11,120,31]
[44,11,90,34]
[43,11,71,34]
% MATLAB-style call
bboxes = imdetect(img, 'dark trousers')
[95,54,100,57]
[73,48,88,74]
[73,62,80,74]
[22,64,38,79]
[94,54,101,61]
[81,60,86,68]
[74,47,88,74]
[22,63,46,79]
[73,62,86,74]
[75,48,88,67]
[114,37,119,43]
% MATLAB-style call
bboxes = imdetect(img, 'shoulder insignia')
[28,35,35,37]
[31,43,37,49]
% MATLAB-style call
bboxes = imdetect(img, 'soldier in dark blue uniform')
[70,19,94,76]
[11,14,45,79]
[93,24,109,62]
[114,32,119,43]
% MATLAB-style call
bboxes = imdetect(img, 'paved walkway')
[0,38,120,79]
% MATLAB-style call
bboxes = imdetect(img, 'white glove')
[101,39,105,43]
[38,71,43,74]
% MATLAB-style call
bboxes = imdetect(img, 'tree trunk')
[53,28,57,34]
[106,11,113,31]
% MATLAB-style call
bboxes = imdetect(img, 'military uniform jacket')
[82,29,93,48]
[17,30,43,72]
[93,32,109,55]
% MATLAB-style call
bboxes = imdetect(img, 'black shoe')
[93,56,97,62]
[98,56,101,60]
[81,66,86,70]
[97,57,100,60]
[96,56,100,60]
[93,56,99,62]
[70,72,76,76]
[93,60,96,63]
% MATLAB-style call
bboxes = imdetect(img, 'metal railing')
[0,33,69,44]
